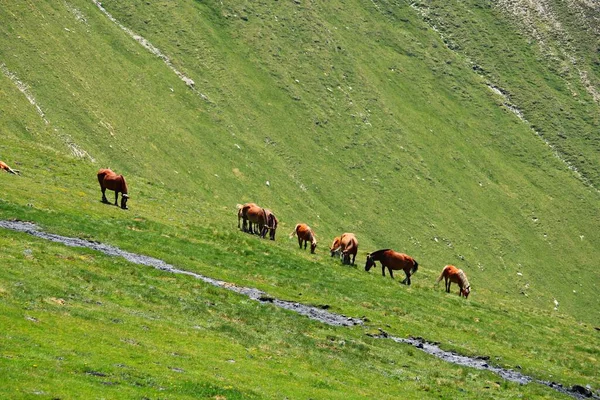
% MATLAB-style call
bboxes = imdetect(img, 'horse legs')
[388,267,395,279]
[298,237,303,249]
[114,191,119,206]
[101,187,109,203]
[381,264,386,277]
[445,278,451,293]
[351,253,356,265]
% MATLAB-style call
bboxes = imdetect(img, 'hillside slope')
[0,0,598,397]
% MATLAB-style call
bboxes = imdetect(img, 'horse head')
[330,237,341,257]
[462,285,471,298]
[365,254,374,271]
[121,193,129,210]
[310,238,317,254]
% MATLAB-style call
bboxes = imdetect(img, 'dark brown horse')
[263,208,278,240]
[97,168,129,209]
[365,249,418,285]
[290,223,317,253]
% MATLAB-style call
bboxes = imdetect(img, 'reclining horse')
[365,249,418,285]
[290,223,317,253]
[0,161,20,175]
[436,265,471,298]
[97,168,129,209]
[330,233,358,265]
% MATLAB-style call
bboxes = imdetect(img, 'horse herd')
[236,201,471,298]
[3,165,470,298]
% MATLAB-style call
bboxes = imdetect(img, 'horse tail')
[435,269,445,285]
[289,224,300,238]
[411,260,419,275]
[97,170,106,187]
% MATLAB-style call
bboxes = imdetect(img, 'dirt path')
[0,220,596,399]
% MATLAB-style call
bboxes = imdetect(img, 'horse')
[244,204,269,238]
[436,265,471,298]
[330,233,358,265]
[0,161,20,175]
[237,203,258,232]
[97,168,129,209]
[290,223,317,253]
[263,208,278,240]
[365,249,418,285]
[330,236,342,257]
[340,233,359,265]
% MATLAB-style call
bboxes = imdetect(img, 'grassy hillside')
[1,0,598,398]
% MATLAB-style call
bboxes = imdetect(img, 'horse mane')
[120,175,129,194]
[458,269,470,288]
[369,249,392,259]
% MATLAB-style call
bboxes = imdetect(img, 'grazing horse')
[263,209,278,240]
[330,233,358,265]
[237,203,258,232]
[365,249,418,285]
[0,161,20,175]
[436,265,471,298]
[340,233,359,265]
[330,236,342,257]
[290,223,317,253]
[97,168,129,209]
[244,204,269,238]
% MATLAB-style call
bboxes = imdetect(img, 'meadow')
[0,0,598,398]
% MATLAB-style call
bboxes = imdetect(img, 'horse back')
[386,250,415,270]
[97,168,114,186]
[443,265,463,283]
[245,205,266,224]
[296,224,314,241]
[341,233,358,254]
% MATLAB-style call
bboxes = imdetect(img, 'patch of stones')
[1,219,596,399]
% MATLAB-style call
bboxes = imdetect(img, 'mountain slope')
[0,0,598,397]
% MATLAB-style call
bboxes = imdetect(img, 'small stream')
[1,220,596,399]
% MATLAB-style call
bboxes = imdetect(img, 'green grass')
[0,227,583,399]
[0,0,598,397]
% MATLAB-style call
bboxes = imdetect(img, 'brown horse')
[290,223,317,253]
[330,236,342,257]
[340,233,359,265]
[263,208,278,240]
[436,265,471,298]
[97,168,129,209]
[330,233,358,265]
[0,161,20,175]
[365,249,418,285]
[244,204,269,238]
[237,203,258,232]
